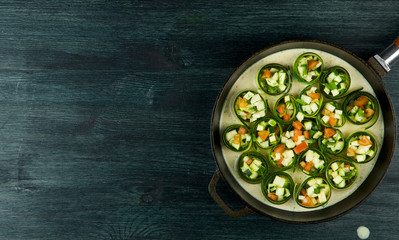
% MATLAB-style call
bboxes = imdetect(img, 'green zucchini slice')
[257,63,292,95]
[319,66,351,99]
[237,151,269,184]
[262,172,294,204]
[268,144,297,171]
[326,158,358,189]
[318,127,346,155]
[297,84,323,118]
[317,100,346,128]
[292,52,324,84]
[343,91,379,129]
[252,117,282,150]
[222,124,252,152]
[345,131,377,163]
[281,118,322,150]
[295,177,331,208]
[273,94,297,124]
[233,90,267,126]
[298,148,327,176]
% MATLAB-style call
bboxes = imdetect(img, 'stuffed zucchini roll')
[257,64,291,95]
[280,120,323,155]
[262,172,293,204]
[298,148,327,176]
[343,91,379,129]
[292,52,324,84]
[326,159,358,189]
[268,144,296,170]
[346,131,377,163]
[296,177,331,208]
[237,152,269,183]
[233,90,267,125]
[252,118,282,150]
[319,66,350,99]
[273,94,297,124]
[318,101,346,128]
[297,85,323,117]
[222,125,252,152]
[319,128,345,155]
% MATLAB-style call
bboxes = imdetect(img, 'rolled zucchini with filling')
[346,131,377,163]
[318,101,346,128]
[319,127,345,155]
[296,177,331,208]
[280,120,323,155]
[296,85,323,117]
[298,148,327,176]
[233,90,267,125]
[252,117,282,150]
[268,144,296,170]
[319,66,351,99]
[343,91,379,129]
[292,52,324,84]
[326,159,358,189]
[222,125,252,152]
[257,64,292,95]
[273,94,297,124]
[262,172,293,204]
[237,152,269,183]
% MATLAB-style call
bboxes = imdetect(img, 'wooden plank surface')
[0,1,397,239]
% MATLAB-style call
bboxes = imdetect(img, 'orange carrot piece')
[329,113,337,127]
[304,130,310,139]
[258,130,270,141]
[309,92,320,100]
[358,136,373,146]
[276,157,284,166]
[277,104,286,115]
[302,196,315,207]
[274,144,286,154]
[308,60,319,70]
[292,121,303,130]
[353,96,369,107]
[238,126,247,134]
[365,108,375,118]
[238,96,248,109]
[304,162,313,172]
[283,113,290,121]
[294,129,303,136]
[321,108,331,116]
[294,141,308,155]
[262,69,271,79]
[300,189,307,197]
[347,148,356,157]
[268,193,278,201]
[233,134,241,145]
[324,128,336,139]
[246,158,253,165]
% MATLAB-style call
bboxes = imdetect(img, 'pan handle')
[368,37,399,77]
[208,170,253,218]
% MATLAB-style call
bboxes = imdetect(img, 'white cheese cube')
[310,87,318,93]
[260,140,269,148]
[232,143,240,150]
[243,91,254,100]
[276,187,285,197]
[285,131,291,138]
[302,105,312,114]
[296,111,304,122]
[304,121,312,130]
[331,162,339,171]
[245,134,251,142]
[301,95,312,104]
[274,153,281,160]
[256,101,265,111]
[356,155,366,162]
[314,160,324,169]
[281,157,293,167]
[273,176,285,187]
[257,124,265,131]
[325,103,336,112]
[281,136,288,143]
[350,140,360,147]
[322,115,330,123]
[250,94,261,105]
[305,150,313,162]
[306,186,314,196]
[334,76,342,83]
[331,171,339,179]
[279,85,286,91]
[284,95,291,102]
[335,109,343,115]
[269,135,276,143]
[290,131,295,137]
[331,89,340,96]
[317,192,327,203]
[313,131,323,139]
[333,175,344,184]
[286,139,296,149]
[324,87,331,95]
[297,135,305,143]
[307,179,317,186]
[226,130,238,141]
[310,102,318,112]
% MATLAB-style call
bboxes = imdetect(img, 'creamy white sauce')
[219,48,384,212]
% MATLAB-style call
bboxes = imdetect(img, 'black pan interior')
[210,40,396,223]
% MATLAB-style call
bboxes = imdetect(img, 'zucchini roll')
[343,91,379,129]
[319,66,350,99]
[237,152,269,184]
[222,124,252,152]
[297,85,323,118]
[252,117,282,150]
[298,148,327,176]
[346,131,377,163]
[233,90,267,125]
[273,94,297,124]
[326,159,358,189]
[268,144,296,170]
[281,120,323,155]
[319,128,345,155]
[262,172,293,204]
[296,177,331,208]
[292,52,324,84]
[257,64,291,95]
[318,101,346,128]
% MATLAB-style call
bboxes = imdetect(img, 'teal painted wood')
[0,0,397,239]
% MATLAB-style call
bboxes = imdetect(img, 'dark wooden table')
[0,1,398,239]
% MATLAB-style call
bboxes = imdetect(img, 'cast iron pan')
[209,39,398,223]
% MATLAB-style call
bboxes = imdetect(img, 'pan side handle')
[208,170,253,218]
[368,37,399,78]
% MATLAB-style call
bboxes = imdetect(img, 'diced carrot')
[246,158,253,165]
[353,96,369,107]
[347,105,353,111]
[304,162,313,172]
[329,113,337,127]
[233,134,241,145]
[365,108,375,118]
[293,134,299,143]
[347,148,356,157]
[238,96,248,109]
[283,113,290,121]
[268,193,278,201]
[324,128,336,139]
[321,108,331,116]
[300,189,307,197]
[358,136,373,146]
[345,164,352,169]
[304,130,310,139]
[294,129,303,136]
[300,161,306,168]
[292,121,303,130]
[294,141,308,155]
[276,157,284,166]
[274,144,286,154]
[308,60,319,70]
[262,69,271,79]
[258,130,270,141]
[245,112,250,119]
[238,126,247,134]
[309,92,320,100]
[302,196,315,207]
[277,104,286,115]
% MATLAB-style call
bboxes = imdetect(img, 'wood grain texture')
[0,0,397,239]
